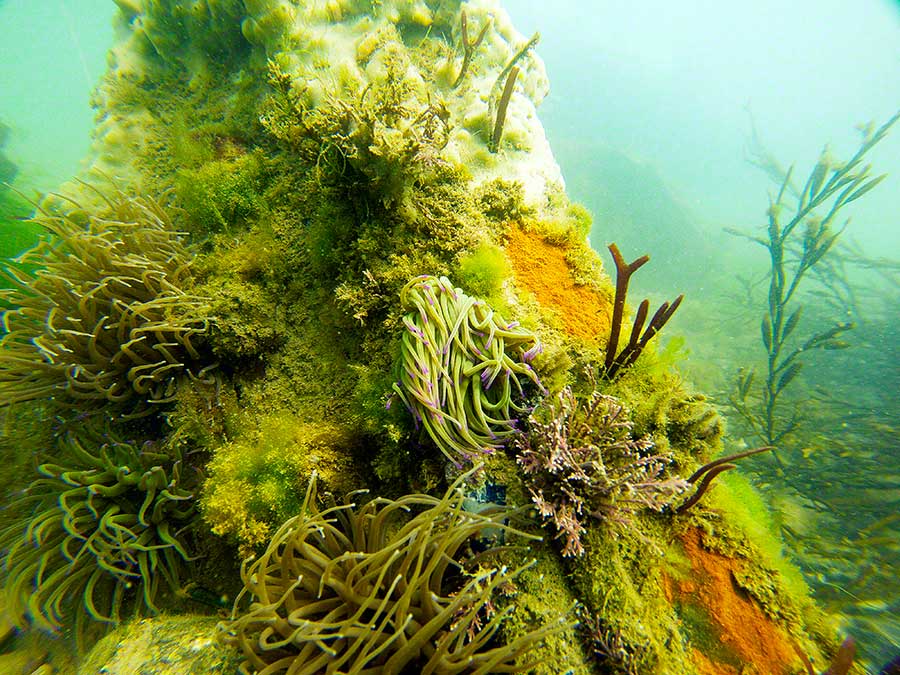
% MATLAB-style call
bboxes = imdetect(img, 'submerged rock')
[77,616,239,675]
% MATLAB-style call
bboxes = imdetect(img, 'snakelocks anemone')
[392,275,544,464]
[224,467,570,674]
[0,423,198,631]
[0,185,215,418]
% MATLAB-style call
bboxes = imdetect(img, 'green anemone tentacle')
[227,467,570,674]
[393,275,544,464]
[0,425,198,631]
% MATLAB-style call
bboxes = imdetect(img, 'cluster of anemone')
[391,275,544,465]
[0,186,214,418]
[514,387,689,557]
[0,423,198,631]
[224,468,570,674]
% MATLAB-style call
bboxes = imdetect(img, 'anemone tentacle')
[225,467,570,674]
[393,275,544,464]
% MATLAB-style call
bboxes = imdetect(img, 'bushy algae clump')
[392,275,544,464]
[224,469,571,674]
[199,412,366,554]
[514,386,688,557]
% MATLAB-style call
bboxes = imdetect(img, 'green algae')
[570,520,695,675]
[200,411,368,553]
[177,150,270,237]
[692,470,833,638]
[77,615,240,675]
[496,543,592,674]
[456,241,511,305]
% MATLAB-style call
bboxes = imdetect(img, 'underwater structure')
[0,1,864,673]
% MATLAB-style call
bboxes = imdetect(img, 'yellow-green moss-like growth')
[455,241,511,306]
[224,468,572,674]
[176,149,269,236]
[78,615,242,675]
[261,50,450,207]
[392,275,544,465]
[200,413,365,554]
[0,187,214,418]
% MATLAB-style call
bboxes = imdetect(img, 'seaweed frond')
[602,243,683,380]
[488,66,519,153]
[673,446,774,514]
[728,111,899,447]
[452,9,491,89]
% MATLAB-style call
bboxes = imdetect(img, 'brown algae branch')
[674,446,775,514]
[493,31,540,99]
[489,66,519,153]
[614,294,684,372]
[602,243,684,379]
[452,10,491,88]
[603,243,649,371]
[486,30,539,151]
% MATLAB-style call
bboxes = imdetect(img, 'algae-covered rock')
[91,0,562,207]
[0,0,856,673]
[200,412,368,553]
[77,616,239,675]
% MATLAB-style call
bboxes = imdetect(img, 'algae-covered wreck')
[0,1,856,673]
